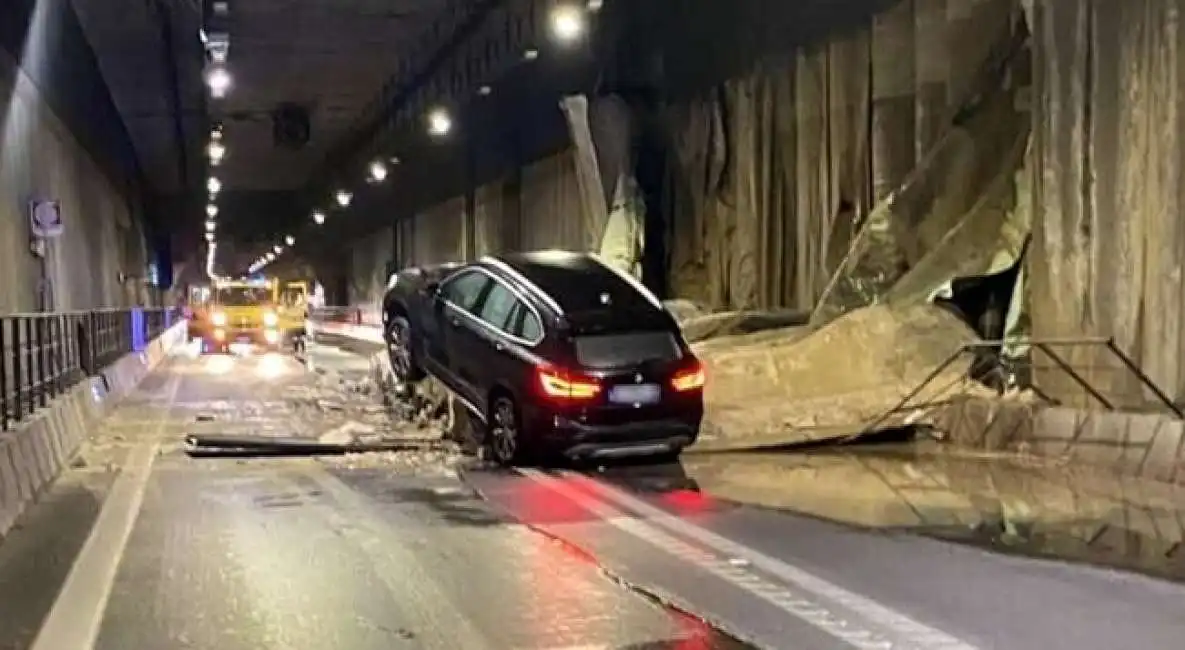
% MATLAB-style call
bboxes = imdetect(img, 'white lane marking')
[31,374,181,650]
[562,470,981,650]
[517,469,893,650]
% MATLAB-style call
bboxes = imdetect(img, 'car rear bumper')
[532,413,701,461]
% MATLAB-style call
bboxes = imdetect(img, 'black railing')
[0,308,177,432]
[857,336,1184,441]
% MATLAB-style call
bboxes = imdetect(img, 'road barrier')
[306,306,384,344]
[0,308,176,431]
[0,308,188,540]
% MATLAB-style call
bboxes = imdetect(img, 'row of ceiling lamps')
[202,10,233,278]
[244,1,595,275]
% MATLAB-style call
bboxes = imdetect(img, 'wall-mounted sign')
[29,199,63,238]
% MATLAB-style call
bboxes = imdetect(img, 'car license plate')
[609,384,660,405]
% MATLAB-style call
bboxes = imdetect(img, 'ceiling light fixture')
[205,220,216,232]
[312,210,326,225]
[206,204,218,218]
[273,245,282,255]
[205,66,232,98]
[207,141,226,165]
[427,108,452,136]
[523,48,539,61]
[368,160,388,183]
[266,252,276,261]
[284,235,295,246]
[549,5,586,42]
[335,190,352,207]
[205,232,215,242]
[477,85,492,96]
[207,177,222,195]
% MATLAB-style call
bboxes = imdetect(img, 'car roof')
[491,250,660,315]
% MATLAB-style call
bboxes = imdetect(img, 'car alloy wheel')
[385,319,414,380]
[489,397,520,466]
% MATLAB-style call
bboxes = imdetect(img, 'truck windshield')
[216,287,269,306]
[280,287,306,308]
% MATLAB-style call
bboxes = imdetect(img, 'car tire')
[385,316,425,383]
[487,394,527,467]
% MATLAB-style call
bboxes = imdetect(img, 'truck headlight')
[212,312,227,326]
[263,311,278,326]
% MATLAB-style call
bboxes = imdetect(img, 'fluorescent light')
[205,67,232,97]
[427,108,452,136]
[368,160,388,182]
[207,141,225,163]
[550,5,585,42]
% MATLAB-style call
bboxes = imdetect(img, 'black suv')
[381,250,705,465]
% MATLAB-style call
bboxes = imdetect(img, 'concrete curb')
[0,320,189,540]
[935,397,1185,485]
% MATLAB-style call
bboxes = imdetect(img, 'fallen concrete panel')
[936,397,1185,485]
[694,303,992,449]
[0,320,189,541]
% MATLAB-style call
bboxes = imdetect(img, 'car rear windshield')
[521,260,657,314]
[574,331,683,369]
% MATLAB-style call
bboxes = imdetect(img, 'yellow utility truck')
[197,277,307,353]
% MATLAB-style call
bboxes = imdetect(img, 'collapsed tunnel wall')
[346,0,1022,318]
[0,2,152,312]
[1030,0,1185,408]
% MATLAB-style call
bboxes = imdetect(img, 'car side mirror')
[424,281,441,296]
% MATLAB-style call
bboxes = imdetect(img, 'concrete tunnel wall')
[339,0,1185,412]
[0,1,152,313]
[342,0,1019,311]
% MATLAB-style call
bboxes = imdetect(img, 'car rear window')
[574,332,683,369]
[521,261,658,314]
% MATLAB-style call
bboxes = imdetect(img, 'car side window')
[478,282,516,331]
[519,308,542,341]
[439,271,490,312]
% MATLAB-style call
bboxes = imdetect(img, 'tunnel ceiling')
[73,0,449,235]
[71,0,207,194]
[201,0,440,192]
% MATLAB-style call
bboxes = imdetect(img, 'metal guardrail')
[0,307,176,432]
[308,306,381,327]
[861,336,1184,438]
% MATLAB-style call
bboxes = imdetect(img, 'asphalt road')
[2,345,1185,649]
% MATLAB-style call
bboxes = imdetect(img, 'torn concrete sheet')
[694,303,994,450]
[681,309,810,344]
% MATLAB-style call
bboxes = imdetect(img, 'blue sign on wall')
[131,308,146,351]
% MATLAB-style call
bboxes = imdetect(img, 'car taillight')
[671,362,706,392]
[537,368,601,401]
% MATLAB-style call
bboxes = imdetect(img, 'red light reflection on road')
[506,474,601,525]
[660,489,714,515]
